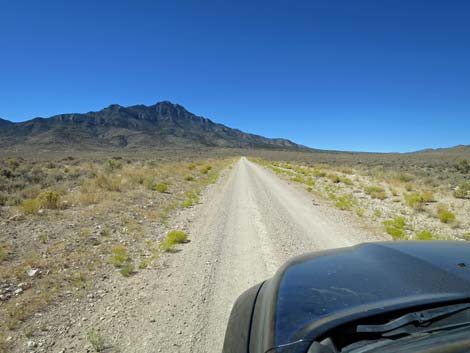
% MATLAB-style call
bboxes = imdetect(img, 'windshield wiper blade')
[356,303,470,334]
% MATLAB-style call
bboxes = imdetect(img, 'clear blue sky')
[1,0,469,152]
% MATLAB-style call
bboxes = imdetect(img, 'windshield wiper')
[356,303,470,334]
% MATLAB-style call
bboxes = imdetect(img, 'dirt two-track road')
[112,157,380,353]
[49,157,382,353]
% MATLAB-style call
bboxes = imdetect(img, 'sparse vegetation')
[87,328,105,352]
[454,181,470,199]
[334,194,355,210]
[0,153,232,341]
[155,183,168,193]
[437,205,456,224]
[159,230,188,252]
[364,185,386,200]
[383,217,406,239]
[415,230,437,240]
[119,262,135,277]
[110,246,128,267]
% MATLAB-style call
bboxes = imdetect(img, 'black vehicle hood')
[253,241,470,352]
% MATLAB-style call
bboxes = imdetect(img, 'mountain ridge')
[0,101,304,150]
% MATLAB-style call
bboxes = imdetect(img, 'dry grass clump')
[364,185,387,200]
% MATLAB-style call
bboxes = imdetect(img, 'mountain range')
[0,101,303,150]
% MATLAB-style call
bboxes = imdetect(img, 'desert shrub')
[383,217,406,239]
[110,246,127,267]
[437,205,456,224]
[181,199,193,207]
[187,163,197,170]
[339,176,353,185]
[290,175,304,183]
[37,191,61,209]
[397,173,415,183]
[306,186,313,192]
[182,190,199,207]
[364,185,386,200]
[200,164,212,174]
[305,177,315,186]
[355,207,365,217]
[415,230,437,240]
[185,175,194,181]
[404,192,426,210]
[327,174,341,183]
[334,194,354,210]
[160,230,188,252]
[95,174,121,191]
[155,183,168,193]
[374,209,382,218]
[421,191,435,202]
[119,262,135,277]
[19,198,41,214]
[454,181,470,199]
[104,159,123,173]
[87,329,105,352]
[313,170,327,178]
[404,183,414,191]
[143,177,156,190]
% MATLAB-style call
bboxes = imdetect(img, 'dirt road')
[47,157,382,353]
[118,157,379,353]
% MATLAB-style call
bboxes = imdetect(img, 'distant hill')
[0,101,304,150]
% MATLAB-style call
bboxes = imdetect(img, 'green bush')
[37,191,61,209]
[305,177,315,186]
[160,230,188,252]
[334,194,354,210]
[415,230,437,240]
[404,192,425,210]
[437,206,456,224]
[110,246,127,267]
[383,217,406,239]
[155,183,168,193]
[454,181,470,199]
[364,185,386,200]
[119,262,135,277]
